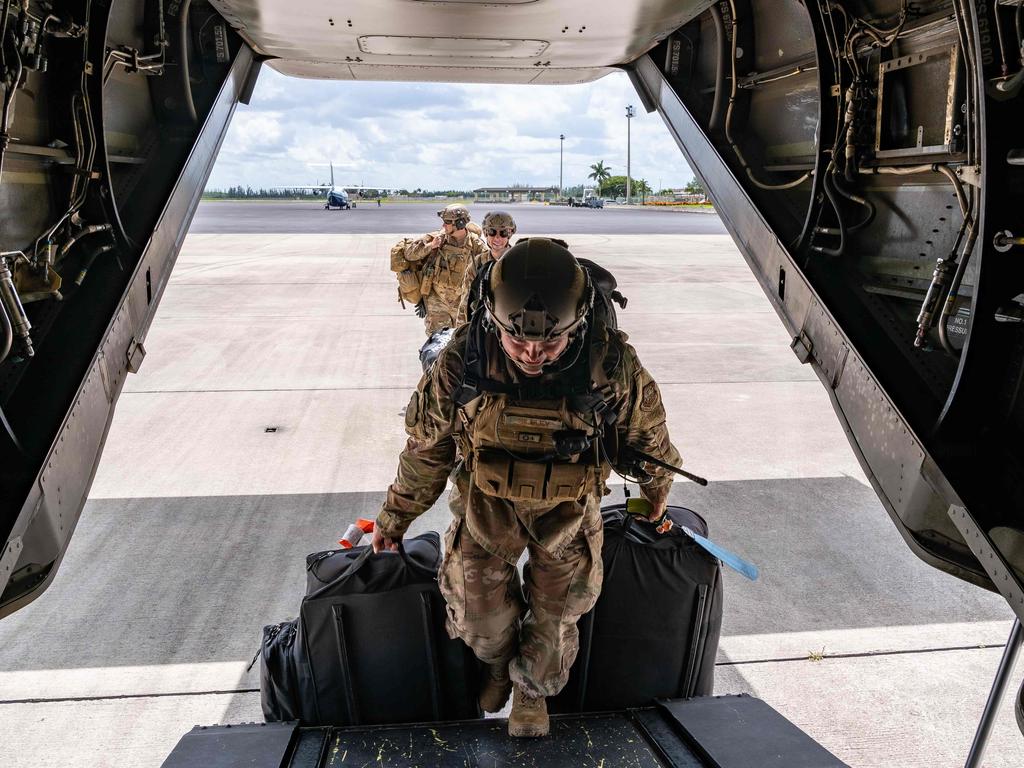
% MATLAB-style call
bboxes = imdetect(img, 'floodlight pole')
[559,134,565,199]
[625,105,635,205]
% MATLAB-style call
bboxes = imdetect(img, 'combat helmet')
[484,238,592,341]
[482,210,517,237]
[437,203,471,229]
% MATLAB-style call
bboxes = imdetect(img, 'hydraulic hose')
[0,256,31,357]
[724,0,812,191]
[708,3,727,131]
[831,172,875,231]
[58,223,111,260]
[938,209,978,357]
[0,291,11,364]
[860,163,968,216]
[813,171,846,257]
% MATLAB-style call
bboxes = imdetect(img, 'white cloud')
[207,68,693,191]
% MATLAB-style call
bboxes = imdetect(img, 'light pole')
[559,133,565,199]
[625,105,635,204]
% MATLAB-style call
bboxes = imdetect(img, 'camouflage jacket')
[405,231,487,309]
[455,244,509,326]
[377,324,682,561]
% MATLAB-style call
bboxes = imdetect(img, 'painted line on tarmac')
[0,643,1008,706]
[0,688,260,705]
[718,642,1009,667]
[123,386,416,393]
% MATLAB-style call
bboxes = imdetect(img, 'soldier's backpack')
[389,237,424,306]
[419,327,454,373]
[550,504,724,713]
[259,532,482,726]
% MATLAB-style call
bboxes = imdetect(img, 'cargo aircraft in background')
[275,162,386,209]
[0,0,1022,762]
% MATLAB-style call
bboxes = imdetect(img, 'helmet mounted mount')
[484,238,593,342]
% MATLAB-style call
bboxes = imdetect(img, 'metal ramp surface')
[162,694,848,768]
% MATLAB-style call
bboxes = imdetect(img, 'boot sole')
[508,723,550,738]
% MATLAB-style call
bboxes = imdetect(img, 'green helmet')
[437,204,470,229]
[482,210,516,236]
[485,238,591,341]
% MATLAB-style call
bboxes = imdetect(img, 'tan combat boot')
[508,684,549,737]
[478,662,513,713]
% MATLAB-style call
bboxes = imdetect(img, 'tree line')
[586,161,705,198]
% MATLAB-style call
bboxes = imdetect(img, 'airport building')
[473,185,559,202]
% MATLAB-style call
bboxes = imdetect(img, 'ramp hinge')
[126,338,146,374]
[790,332,813,364]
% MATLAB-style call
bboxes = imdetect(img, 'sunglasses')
[486,228,512,238]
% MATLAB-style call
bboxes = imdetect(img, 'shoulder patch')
[641,381,660,411]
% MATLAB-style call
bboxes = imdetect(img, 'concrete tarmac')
[0,213,1021,766]
[189,199,728,235]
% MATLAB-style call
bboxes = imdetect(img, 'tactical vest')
[449,256,631,504]
[452,323,623,505]
[457,395,607,503]
[421,234,480,306]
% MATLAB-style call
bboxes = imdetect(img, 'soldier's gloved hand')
[643,486,671,522]
[414,300,427,318]
[372,527,402,554]
[649,498,668,522]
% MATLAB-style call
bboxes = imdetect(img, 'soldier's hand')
[428,234,444,250]
[649,499,668,522]
[414,300,427,318]
[372,527,401,554]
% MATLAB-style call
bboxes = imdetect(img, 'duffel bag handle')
[308,540,437,598]
[319,546,376,593]
[397,540,440,580]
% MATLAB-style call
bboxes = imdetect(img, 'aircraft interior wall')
[0,0,249,614]
[643,0,1024,595]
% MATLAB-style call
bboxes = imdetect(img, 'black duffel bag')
[258,619,316,723]
[260,532,481,726]
[550,504,724,714]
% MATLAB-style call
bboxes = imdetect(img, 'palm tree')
[587,161,612,192]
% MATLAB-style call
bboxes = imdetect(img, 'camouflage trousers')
[422,294,457,335]
[437,514,603,698]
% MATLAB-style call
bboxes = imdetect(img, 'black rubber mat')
[299,713,690,767]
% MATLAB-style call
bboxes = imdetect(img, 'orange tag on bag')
[339,518,375,548]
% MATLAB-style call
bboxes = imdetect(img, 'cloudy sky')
[206,65,695,192]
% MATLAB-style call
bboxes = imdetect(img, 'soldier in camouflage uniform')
[405,204,487,334]
[374,238,681,737]
[456,210,516,326]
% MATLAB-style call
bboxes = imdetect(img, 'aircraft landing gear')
[965,619,1022,767]
[948,507,1024,766]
